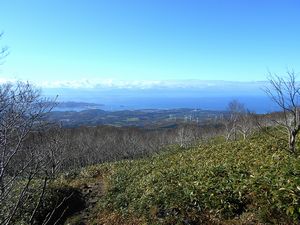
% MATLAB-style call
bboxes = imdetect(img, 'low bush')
[99,133,300,224]
[1,182,84,225]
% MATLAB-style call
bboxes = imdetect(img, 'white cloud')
[0,77,266,90]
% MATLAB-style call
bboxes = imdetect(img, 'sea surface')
[46,88,278,113]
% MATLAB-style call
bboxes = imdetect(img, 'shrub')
[100,133,300,224]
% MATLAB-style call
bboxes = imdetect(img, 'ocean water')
[43,84,281,113]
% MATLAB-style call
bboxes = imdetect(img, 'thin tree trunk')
[289,131,296,153]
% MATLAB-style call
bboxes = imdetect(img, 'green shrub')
[2,182,84,225]
[100,133,300,224]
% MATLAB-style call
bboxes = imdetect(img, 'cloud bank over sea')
[0,77,267,92]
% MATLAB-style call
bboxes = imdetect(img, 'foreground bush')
[0,183,84,225]
[99,134,300,224]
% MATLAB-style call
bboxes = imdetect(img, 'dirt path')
[65,178,104,225]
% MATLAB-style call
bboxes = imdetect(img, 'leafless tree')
[176,125,192,148]
[264,70,300,154]
[221,100,245,141]
[236,110,256,140]
[220,100,257,140]
[0,82,58,224]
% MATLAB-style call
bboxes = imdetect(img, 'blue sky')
[0,0,300,85]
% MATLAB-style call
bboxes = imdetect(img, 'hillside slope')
[62,133,300,225]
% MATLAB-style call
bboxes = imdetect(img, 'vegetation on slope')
[6,131,300,224]
[68,132,300,224]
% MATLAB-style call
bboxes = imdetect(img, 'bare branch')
[264,70,300,153]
